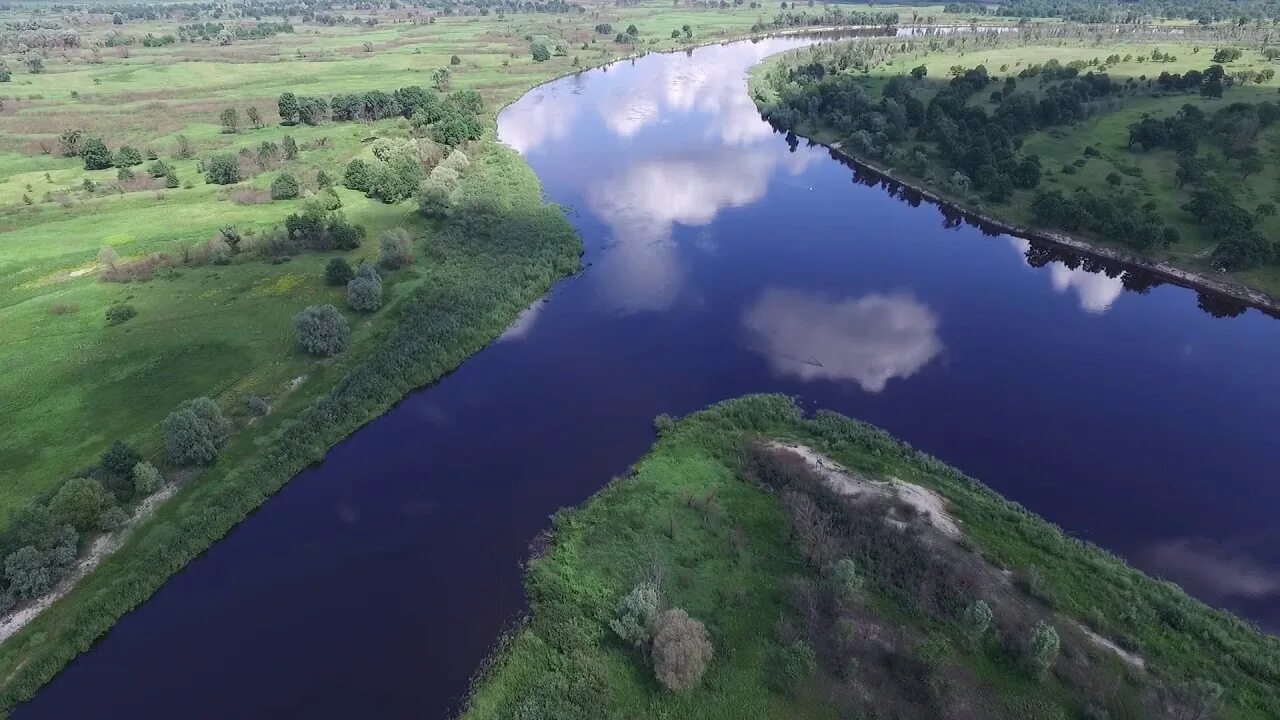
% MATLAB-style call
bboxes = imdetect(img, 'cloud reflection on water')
[742,288,942,392]
[1009,238,1123,314]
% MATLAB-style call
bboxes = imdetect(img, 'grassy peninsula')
[751,26,1280,306]
[463,395,1280,720]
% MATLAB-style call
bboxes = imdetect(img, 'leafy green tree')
[99,506,128,531]
[325,258,355,286]
[133,461,163,495]
[246,106,262,129]
[80,137,113,170]
[832,558,863,600]
[105,303,137,325]
[293,305,350,356]
[1027,621,1060,680]
[531,42,550,62]
[49,478,115,532]
[316,169,333,189]
[100,441,140,479]
[346,274,382,312]
[23,51,43,74]
[964,599,993,642]
[378,229,414,269]
[281,134,298,160]
[774,640,816,695]
[204,154,241,184]
[429,104,483,147]
[271,172,300,200]
[278,92,300,124]
[910,64,928,79]
[219,107,239,134]
[609,579,660,649]
[5,546,51,599]
[343,158,373,192]
[163,397,231,465]
[447,89,484,116]
[450,54,461,65]
[417,179,454,218]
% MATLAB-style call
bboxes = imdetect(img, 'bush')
[81,137,112,170]
[832,557,862,601]
[113,145,142,168]
[325,258,355,286]
[609,580,660,649]
[531,42,550,62]
[293,304,349,356]
[450,54,461,65]
[99,441,140,479]
[270,172,300,200]
[343,158,372,192]
[346,275,382,312]
[49,478,115,532]
[105,303,136,325]
[417,179,454,218]
[247,395,271,416]
[1027,621,1060,680]
[204,153,241,184]
[5,546,52,600]
[98,506,128,532]
[651,608,713,692]
[378,229,414,269]
[132,461,163,495]
[964,599,993,641]
[774,639,816,694]
[163,397,231,465]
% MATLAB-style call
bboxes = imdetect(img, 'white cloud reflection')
[1008,238,1123,314]
[1145,538,1280,601]
[742,288,942,392]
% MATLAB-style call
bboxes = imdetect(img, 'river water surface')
[17,32,1280,719]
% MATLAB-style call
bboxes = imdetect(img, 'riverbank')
[461,395,1280,719]
[748,43,1280,317]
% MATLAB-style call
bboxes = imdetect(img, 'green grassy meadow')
[464,396,1280,719]
[753,34,1280,298]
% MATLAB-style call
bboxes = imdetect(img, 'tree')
[133,461,163,495]
[433,67,452,92]
[97,246,119,267]
[163,397,231,465]
[672,29,681,39]
[775,640,816,695]
[204,154,240,184]
[24,51,43,74]
[271,172,300,200]
[609,579,660,649]
[246,106,262,129]
[278,92,300,124]
[49,478,115,532]
[532,42,551,62]
[911,64,928,80]
[346,274,382,312]
[430,104,483,147]
[219,107,239,134]
[293,304,349,356]
[964,599,993,642]
[105,303,136,325]
[117,167,135,182]
[378,229,414,269]
[344,158,373,192]
[316,170,333,189]
[652,609,713,692]
[450,54,461,65]
[282,135,298,160]
[5,546,51,599]
[1027,621,1060,680]
[113,146,142,168]
[100,440,140,479]
[80,137,113,170]
[626,23,640,35]
[447,89,484,116]
[325,258,355,286]
[418,179,453,218]
[1239,153,1264,179]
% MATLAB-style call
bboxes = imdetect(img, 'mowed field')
[763,34,1280,297]
[0,0,801,521]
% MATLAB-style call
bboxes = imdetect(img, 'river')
[16,30,1280,719]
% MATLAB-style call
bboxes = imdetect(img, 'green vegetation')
[463,395,1280,719]
[753,26,1280,299]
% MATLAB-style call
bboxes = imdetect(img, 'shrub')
[343,158,372,192]
[97,246,119,267]
[293,304,349,356]
[531,42,550,62]
[105,303,136,325]
[346,275,382,312]
[100,440,140,479]
[832,557,862,601]
[132,461,162,495]
[247,395,271,416]
[1027,621,1060,680]
[98,506,128,531]
[117,167,135,182]
[609,579,660,649]
[204,153,241,184]
[316,169,333,189]
[327,216,365,250]
[651,608,713,692]
[80,137,112,170]
[775,639,816,694]
[417,179,454,218]
[113,145,142,168]
[450,54,461,65]
[378,229,414,269]
[163,397,231,465]
[325,258,355,286]
[49,477,115,532]
[964,599,993,642]
[270,172,300,200]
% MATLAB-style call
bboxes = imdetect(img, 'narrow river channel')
[17,31,1280,719]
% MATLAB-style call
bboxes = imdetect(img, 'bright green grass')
[463,395,1280,719]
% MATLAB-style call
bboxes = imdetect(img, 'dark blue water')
[17,33,1280,719]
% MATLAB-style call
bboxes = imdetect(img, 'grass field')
[752,31,1280,299]
[463,395,1280,719]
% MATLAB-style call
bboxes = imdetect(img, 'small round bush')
[378,229,414,269]
[247,395,271,416]
[270,172,300,200]
[99,506,128,531]
[49,477,115,532]
[133,461,163,495]
[293,304,349,356]
[106,303,136,325]
[163,397,231,465]
[346,275,383,312]
[325,258,355,286]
